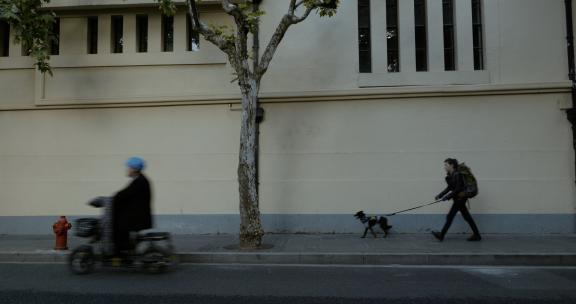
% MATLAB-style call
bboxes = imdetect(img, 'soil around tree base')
[223,244,274,251]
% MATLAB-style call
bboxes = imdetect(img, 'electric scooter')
[68,197,176,274]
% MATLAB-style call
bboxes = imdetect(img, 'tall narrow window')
[472,0,484,70]
[111,15,123,53]
[49,18,60,55]
[87,16,98,54]
[414,0,427,71]
[443,0,455,71]
[162,15,174,52]
[0,21,9,57]
[186,13,200,52]
[136,15,148,53]
[357,0,371,73]
[386,0,399,72]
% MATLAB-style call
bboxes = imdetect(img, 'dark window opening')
[48,18,60,55]
[357,0,371,73]
[443,0,456,70]
[386,0,399,72]
[136,15,148,53]
[111,15,123,53]
[162,15,174,52]
[414,0,427,71]
[472,0,484,70]
[0,21,9,57]
[186,13,200,51]
[87,16,98,54]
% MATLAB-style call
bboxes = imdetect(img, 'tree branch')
[257,0,320,80]
[187,0,200,28]
[256,14,292,81]
[252,1,260,77]
[221,0,245,23]
[289,0,297,14]
[292,6,314,24]
[186,0,234,54]
[234,18,252,85]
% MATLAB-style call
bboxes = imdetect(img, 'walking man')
[432,158,482,242]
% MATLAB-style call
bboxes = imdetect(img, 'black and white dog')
[354,211,392,238]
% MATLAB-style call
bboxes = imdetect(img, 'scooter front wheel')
[141,247,172,274]
[69,245,96,275]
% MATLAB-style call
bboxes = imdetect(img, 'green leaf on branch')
[157,0,177,16]
[0,0,56,74]
[245,9,264,34]
[208,24,235,43]
[304,0,340,17]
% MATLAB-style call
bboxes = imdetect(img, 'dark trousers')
[441,200,481,236]
[113,228,131,254]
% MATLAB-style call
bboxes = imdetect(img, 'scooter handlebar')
[88,196,111,208]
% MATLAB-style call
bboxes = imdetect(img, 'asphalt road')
[0,263,575,303]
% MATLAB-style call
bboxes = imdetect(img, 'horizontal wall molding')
[11,81,570,111]
[358,71,491,87]
[0,52,226,70]
[0,81,570,111]
[43,0,219,10]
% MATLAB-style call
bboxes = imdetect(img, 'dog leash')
[386,199,443,216]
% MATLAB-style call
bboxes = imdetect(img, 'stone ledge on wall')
[43,0,220,10]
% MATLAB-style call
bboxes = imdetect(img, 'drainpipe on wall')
[565,0,576,183]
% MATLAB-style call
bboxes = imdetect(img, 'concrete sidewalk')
[1,234,576,266]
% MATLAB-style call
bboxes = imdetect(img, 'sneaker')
[432,231,444,242]
[467,234,482,242]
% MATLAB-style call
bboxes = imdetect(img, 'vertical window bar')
[136,15,148,53]
[472,0,484,70]
[414,0,427,71]
[186,13,200,52]
[49,18,60,55]
[0,21,9,57]
[87,16,98,54]
[111,15,123,54]
[358,0,371,73]
[443,0,455,70]
[162,15,174,52]
[386,0,399,72]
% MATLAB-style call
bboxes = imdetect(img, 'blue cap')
[126,157,146,171]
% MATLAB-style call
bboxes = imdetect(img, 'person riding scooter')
[113,157,153,255]
[70,161,172,274]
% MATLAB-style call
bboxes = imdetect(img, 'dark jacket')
[437,171,466,202]
[113,174,152,232]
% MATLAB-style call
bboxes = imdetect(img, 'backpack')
[458,163,478,198]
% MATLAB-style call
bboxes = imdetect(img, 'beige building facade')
[0,0,574,234]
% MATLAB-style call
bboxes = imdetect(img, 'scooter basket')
[75,218,100,237]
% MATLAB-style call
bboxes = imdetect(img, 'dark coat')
[437,171,466,202]
[113,174,153,232]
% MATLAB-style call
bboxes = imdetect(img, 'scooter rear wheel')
[69,245,96,275]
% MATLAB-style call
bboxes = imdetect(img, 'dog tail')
[378,218,392,230]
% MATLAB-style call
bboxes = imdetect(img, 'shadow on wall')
[260,102,334,223]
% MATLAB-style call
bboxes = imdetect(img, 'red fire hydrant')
[52,216,72,250]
